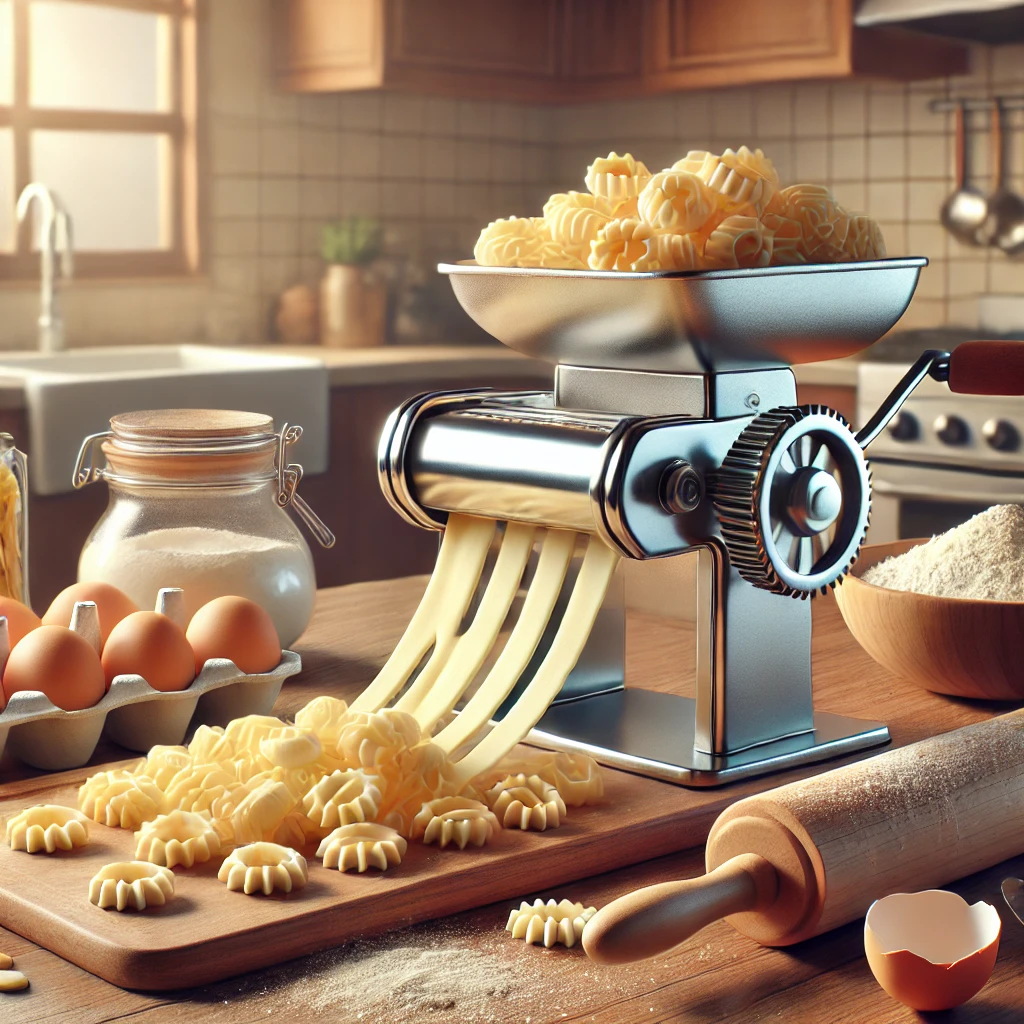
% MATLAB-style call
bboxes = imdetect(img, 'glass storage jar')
[73,410,335,648]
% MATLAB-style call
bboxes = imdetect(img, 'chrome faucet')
[16,184,74,353]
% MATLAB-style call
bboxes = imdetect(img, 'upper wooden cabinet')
[271,0,969,100]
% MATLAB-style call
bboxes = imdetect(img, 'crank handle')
[854,349,950,449]
[856,341,1024,449]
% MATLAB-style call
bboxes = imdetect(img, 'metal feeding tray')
[440,258,927,373]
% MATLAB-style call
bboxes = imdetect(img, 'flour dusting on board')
[861,505,1024,600]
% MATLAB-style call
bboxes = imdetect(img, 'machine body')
[376,259,954,786]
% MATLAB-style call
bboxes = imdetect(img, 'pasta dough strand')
[351,514,495,713]
[451,537,620,784]
[402,521,536,727]
[432,528,576,756]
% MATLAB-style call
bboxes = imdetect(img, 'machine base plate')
[526,688,890,787]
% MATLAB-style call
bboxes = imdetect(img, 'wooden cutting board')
[0,581,1008,993]
[0,754,743,991]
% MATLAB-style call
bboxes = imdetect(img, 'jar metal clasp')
[72,431,113,489]
[276,424,336,549]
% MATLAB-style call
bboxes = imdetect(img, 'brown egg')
[44,582,138,648]
[864,890,1001,1012]
[0,597,42,648]
[186,596,281,676]
[2,625,105,711]
[102,611,195,693]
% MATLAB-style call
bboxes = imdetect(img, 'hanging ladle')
[980,99,1024,255]
[940,101,988,246]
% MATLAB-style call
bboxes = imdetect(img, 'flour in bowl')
[861,504,1024,600]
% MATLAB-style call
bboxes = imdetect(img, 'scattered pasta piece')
[78,770,166,830]
[318,822,408,872]
[187,724,235,764]
[373,742,460,837]
[133,745,192,789]
[88,861,175,912]
[164,763,240,816]
[0,970,28,991]
[294,695,350,748]
[6,804,89,854]
[506,898,597,948]
[637,170,714,234]
[228,779,297,846]
[223,714,285,755]
[259,726,322,769]
[585,152,651,206]
[524,752,604,807]
[218,842,308,896]
[705,215,774,268]
[337,709,422,769]
[0,953,11,970]
[486,774,566,831]
[302,769,381,831]
[631,231,701,272]
[134,810,222,869]
[410,796,500,850]
[589,218,654,271]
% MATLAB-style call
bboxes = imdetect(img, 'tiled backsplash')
[1,2,1022,350]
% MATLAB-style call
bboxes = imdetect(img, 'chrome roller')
[713,405,870,597]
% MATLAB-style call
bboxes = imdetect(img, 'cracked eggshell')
[864,890,1001,1012]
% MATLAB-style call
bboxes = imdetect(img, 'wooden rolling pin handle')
[948,340,1024,395]
[582,853,779,965]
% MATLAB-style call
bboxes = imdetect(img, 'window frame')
[0,0,203,280]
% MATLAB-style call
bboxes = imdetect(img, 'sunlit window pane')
[0,1,12,106]
[31,131,170,250]
[30,1,169,112]
[0,128,13,252]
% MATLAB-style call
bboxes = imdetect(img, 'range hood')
[857,0,1024,42]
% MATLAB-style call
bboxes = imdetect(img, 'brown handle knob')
[948,340,1024,395]
[582,854,779,965]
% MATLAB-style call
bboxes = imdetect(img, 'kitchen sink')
[0,345,330,495]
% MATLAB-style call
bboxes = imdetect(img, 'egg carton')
[0,650,302,772]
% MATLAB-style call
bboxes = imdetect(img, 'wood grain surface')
[3,577,1023,1022]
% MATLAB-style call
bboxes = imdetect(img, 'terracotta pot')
[319,264,386,348]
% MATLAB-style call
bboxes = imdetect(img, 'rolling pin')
[584,711,1024,964]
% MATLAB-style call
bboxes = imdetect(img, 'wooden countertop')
[6,578,1023,1023]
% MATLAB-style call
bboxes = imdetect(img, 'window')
[0,0,200,278]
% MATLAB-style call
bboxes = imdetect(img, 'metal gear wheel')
[712,405,871,597]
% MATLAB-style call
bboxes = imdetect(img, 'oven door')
[867,459,1024,544]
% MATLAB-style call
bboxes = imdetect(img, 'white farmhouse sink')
[0,345,330,495]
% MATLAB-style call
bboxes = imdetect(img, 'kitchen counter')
[5,578,1024,1023]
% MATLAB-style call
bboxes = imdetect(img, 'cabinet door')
[562,0,643,83]
[271,0,383,91]
[386,0,559,80]
[649,0,852,87]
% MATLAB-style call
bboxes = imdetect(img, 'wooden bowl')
[834,539,1024,700]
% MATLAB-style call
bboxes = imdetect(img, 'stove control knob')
[885,411,919,442]
[934,414,969,446]
[983,418,1019,452]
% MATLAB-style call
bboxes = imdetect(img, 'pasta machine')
[378,257,953,786]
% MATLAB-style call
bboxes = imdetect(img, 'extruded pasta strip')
[402,521,536,727]
[451,536,620,785]
[432,528,576,755]
[351,514,495,713]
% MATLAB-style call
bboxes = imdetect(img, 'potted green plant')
[319,217,385,348]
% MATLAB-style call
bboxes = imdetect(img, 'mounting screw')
[660,461,704,514]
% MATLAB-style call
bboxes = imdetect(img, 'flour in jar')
[861,504,1024,601]
[78,526,316,646]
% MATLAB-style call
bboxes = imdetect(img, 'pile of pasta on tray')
[474,148,885,273]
